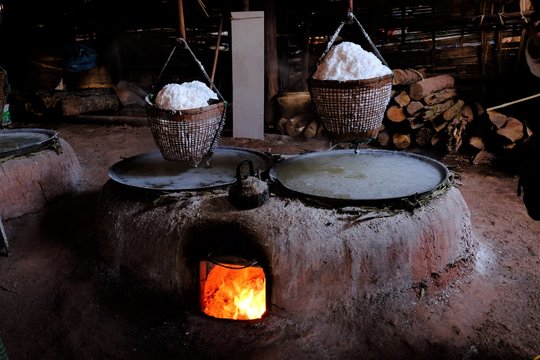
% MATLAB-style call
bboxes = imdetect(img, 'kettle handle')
[236,160,255,184]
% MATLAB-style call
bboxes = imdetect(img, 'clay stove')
[96,147,476,322]
[0,128,81,220]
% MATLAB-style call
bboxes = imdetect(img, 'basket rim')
[307,73,393,87]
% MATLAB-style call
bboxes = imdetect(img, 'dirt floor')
[0,119,538,360]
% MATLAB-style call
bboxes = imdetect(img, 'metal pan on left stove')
[108,146,273,194]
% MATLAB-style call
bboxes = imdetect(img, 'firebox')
[199,255,266,320]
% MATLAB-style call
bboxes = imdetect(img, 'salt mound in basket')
[147,80,226,166]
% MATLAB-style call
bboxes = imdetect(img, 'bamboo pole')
[487,92,540,111]
[265,0,279,127]
[178,0,186,39]
[211,15,224,84]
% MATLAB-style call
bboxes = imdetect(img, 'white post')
[231,11,265,139]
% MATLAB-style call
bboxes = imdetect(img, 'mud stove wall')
[96,181,476,318]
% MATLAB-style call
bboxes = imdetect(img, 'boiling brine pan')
[108,146,272,193]
[0,128,59,159]
[269,149,451,206]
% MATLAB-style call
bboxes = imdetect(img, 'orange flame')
[201,263,266,320]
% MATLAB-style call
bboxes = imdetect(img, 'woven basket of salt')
[307,12,393,144]
[146,38,227,167]
[146,93,226,166]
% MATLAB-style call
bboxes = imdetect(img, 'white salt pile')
[312,41,392,81]
[155,80,218,110]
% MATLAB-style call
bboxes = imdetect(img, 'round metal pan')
[108,146,272,193]
[269,149,451,206]
[0,128,59,159]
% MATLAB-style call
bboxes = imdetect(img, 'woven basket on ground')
[72,66,113,89]
[308,73,393,143]
[276,91,312,118]
[146,97,226,166]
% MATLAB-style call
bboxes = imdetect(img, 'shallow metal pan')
[108,146,272,193]
[0,128,59,159]
[268,148,451,206]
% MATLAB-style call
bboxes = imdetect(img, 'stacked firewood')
[376,69,472,153]
[465,107,532,164]
[375,69,532,163]
[276,92,325,139]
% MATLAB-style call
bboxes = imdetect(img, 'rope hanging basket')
[307,12,393,144]
[146,38,227,167]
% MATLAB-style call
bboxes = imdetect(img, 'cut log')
[423,88,457,106]
[496,117,524,142]
[376,129,391,147]
[443,99,465,121]
[113,80,147,106]
[303,119,319,138]
[285,115,309,137]
[386,105,407,123]
[394,91,411,107]
[461,104,474,123]
[445,117,465,153]
[423,99,454,121]
[431,116,449,133]
[409,74,455,100]
[469,136,485,150]
[472,150,496,165]
[392,68,427,86]
[392,133,412,149]
[277,117,289,134]
[406,101,424,116]
[61,93,120,116]
[415,127,435,147]
[487,110,508,129]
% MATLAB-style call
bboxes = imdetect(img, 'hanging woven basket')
[307,12,393,144]
[308,74,393,142]
[146,38,227,167]
[146,98,226,165]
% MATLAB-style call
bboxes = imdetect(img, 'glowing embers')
[200,257,266,320]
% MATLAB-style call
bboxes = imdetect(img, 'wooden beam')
[265,0,279,127]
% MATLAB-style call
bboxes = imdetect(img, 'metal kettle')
[228,160,269,210]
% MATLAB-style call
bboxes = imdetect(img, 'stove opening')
[200,255,266,320]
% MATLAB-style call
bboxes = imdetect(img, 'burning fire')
[201,263,266,320]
